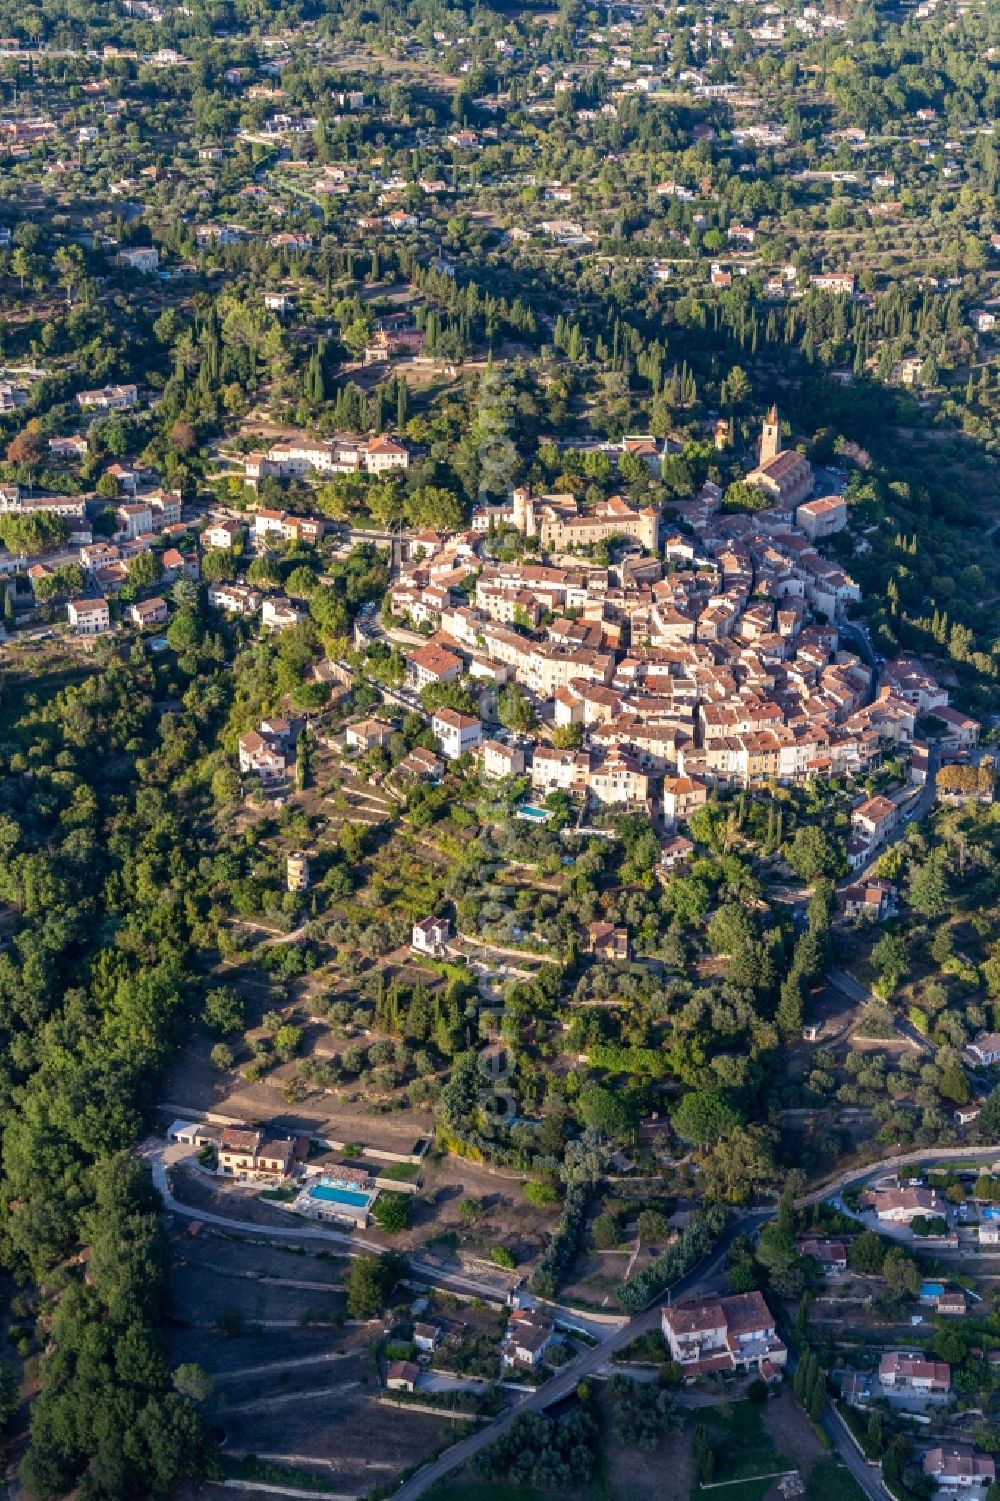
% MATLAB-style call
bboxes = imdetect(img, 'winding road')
[146,1133,1000,1501]
[141,1138,619,1339]
[394,1145,1000,1501]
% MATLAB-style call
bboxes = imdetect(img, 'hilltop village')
[0,0,998,1497]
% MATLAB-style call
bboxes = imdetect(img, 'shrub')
[372,1192,410,1234]
[524,1180,560,1208]
[592,1212,622,1250]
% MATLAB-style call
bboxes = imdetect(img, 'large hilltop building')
[747,407,814,508]
[474,487,659,552]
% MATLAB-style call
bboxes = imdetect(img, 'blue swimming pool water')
[920,1281,945,1298]
[309,1184,371,1208]
[983,1206,1000,1221]
[517,804,551,822]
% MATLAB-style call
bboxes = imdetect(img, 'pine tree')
[867,1411,883,1453]
[777,1185,795,1233]
[807,1365,826,1421]
[776,974,804,1042]
[793,1350,814,1402]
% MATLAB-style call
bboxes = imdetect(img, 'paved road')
[393,1214,764,1501]
[820,1405,886,1500]
[142,1139,619,1340]
[827,967,869,1005]
[394,1144,1000,1499]
[827,966,934,1057]
[838,752,939,892]
[144,1133,1000,1500]
[839,619,876,672]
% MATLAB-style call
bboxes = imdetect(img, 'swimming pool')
[517,804,551,823]
[920,1281,945,1299]
[308,1184,371,1208]
[983,1206,1000,1221]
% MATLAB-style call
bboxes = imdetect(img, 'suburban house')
[217,1125,298,1180]
[207,582,261,617]
[979,1219,1000,1246]
[412,915,450,954]
[839,878,897,921]
[935,1292,967,1317]
[118,246,159,273]
[922,1445,995,1491]
[661,1291,787,1379]
[238,722,291,785]
[431,707,482,760]
[851,795,899,849]
[386,1360,420,1392]
[859,1186,944,1223]
[587,921,630,962]
[501,1310,558,1371]
[660,834,695,870]
[407,643,463,689]
[202,518,244,549]
[482,739,526,779]
[67,597,111,635]
[363,435,410,474]
[797,1239,848,1275]
[128,596,168,628]
[253,508,324,545]
[49,433,89,458]
[76,383,137,410]
[967,1031,1000,1066]
[397,747,444,781]
[878,1353,950,1393]
[346,718,394,753]
[162,548,198,583]
[413,1322,441,1354]
[261,596,303,631]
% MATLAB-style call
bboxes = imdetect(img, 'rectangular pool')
[517,804,551,822]
[983,1206,1000,1221]
[920,1282,944,1299]
[309,1184,371,1208]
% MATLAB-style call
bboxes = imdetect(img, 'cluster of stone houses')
[472,485,660,551]
[243,432,409,484]
[11,478,195,634]
[381,417,976,814]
